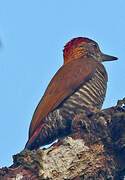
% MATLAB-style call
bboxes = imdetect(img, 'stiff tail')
[25,123,46,150]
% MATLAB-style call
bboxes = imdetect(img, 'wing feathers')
[29,57,97,138]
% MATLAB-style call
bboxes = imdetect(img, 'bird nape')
[25,37,118,150]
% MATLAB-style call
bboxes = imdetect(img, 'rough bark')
[1,98,125,180]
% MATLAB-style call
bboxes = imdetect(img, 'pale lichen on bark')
[1,98,125,180]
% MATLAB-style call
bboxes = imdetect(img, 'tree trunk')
[1,98,125,180]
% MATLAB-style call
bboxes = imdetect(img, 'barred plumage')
[25,37,117,150]
[61,63,107,114]
[26,63,108,149]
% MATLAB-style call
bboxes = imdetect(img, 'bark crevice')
[1,98,125,180]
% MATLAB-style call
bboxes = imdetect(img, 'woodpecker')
[25,37,118,150]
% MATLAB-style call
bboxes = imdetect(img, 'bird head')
[63,37,118,64]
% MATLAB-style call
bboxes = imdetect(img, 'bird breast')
[61,63,108,115]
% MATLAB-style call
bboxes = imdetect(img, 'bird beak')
[101,53,118,62]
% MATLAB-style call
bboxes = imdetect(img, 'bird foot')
[71,113,89,132]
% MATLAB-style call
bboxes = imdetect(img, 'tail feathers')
[24,123,46,150]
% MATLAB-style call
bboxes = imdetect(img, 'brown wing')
[29,57,97,138]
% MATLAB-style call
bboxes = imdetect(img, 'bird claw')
[71,113,88,132]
